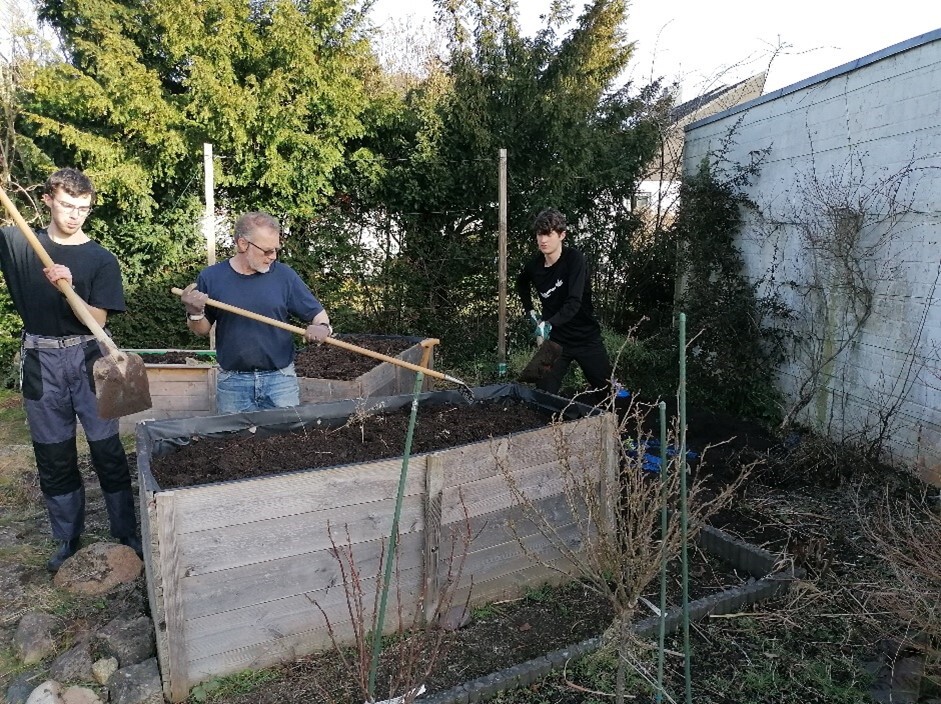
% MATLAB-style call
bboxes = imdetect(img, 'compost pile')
[293,334,415,379]
[149,398,553,489]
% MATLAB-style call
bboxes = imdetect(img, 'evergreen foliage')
[670,154,786,423]
[2,0,674,388]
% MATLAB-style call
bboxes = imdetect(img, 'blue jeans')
[216,364,300,414]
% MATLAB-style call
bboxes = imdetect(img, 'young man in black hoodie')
[515,208,613,396]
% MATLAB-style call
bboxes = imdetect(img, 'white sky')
[369,0,941,100]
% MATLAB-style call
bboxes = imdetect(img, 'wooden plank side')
[360,360,397,397]
[438,415,608,486]
[298,378,363,404]
[155,492,190,702]
[181,530,425,620]
[453,555,576,609]
[171,457,426,534]
[440,456,594,523]
[184,569,424,689]
[146,367,215,383]
[140,392,212,412]
[456,521,583,593]
[178,495,426,576]
[440,492,581,554]
[184,553,426,659]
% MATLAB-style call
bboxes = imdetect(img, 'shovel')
[0,188,152,419]
[518,337,563,383]
[170,287,475,398]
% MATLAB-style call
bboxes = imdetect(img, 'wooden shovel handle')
[0,188,115,352]
[171,287,452,382]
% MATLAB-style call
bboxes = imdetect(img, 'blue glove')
[535,320,552,340]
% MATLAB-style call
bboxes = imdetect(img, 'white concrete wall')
[683,31,941,485]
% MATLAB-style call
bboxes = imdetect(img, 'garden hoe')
[170,287,476,400]
[0,188,152,419]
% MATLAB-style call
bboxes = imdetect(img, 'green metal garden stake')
[368,371,426,702]
[679,312,692,704]
[656,400,668,703]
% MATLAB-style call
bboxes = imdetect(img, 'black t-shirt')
[515,246,601,346]
[0,226,126,336]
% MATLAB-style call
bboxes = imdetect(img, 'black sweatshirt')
[515,246,602,347]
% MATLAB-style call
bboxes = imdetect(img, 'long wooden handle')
[171,287,458,383]
[0,188,115,352]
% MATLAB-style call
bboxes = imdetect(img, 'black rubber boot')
[103,489,142,558]
[119,535,143,559]
[47,537,82,573]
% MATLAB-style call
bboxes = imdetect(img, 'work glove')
[535,320,551,342]
[181,283,208,316]
[305,322,332,344]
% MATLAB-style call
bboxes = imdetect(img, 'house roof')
[670,73,768,125]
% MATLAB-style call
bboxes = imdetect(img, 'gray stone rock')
[49,640,94,683]
[13,612,60,665]
[107,658,162,704]
[5,670,44,704]
[91,657,119,685]
[61,686,103,704]
[24,680,62,704]
[95,616,155,667]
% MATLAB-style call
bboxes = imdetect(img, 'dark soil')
[134,335,415,381]
[293,334,415,380]
[149,398,552,490]
[138,351,216,365]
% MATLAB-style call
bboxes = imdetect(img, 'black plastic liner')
[136,383,604,493]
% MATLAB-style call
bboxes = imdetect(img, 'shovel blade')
[519,340,563,383]
[93,351,153,419]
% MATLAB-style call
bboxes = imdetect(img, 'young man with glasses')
[0,167,142,571]
[180,211,332,413]
[515,208,613,398]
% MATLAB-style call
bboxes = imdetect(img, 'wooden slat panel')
[145,367,215,383]
[298,378,363,404]
[181,531,425,620]
[184,549,425,657]
[171,457,426,533]
[185,567,425,690]
[453,555,575,608]
[360,361,397,396]
[441,493,581,554]
[438,416,607,486]
[440,456,595,523]
[178,495,426,576]
[457,521,582,592]
[139,392,211,411]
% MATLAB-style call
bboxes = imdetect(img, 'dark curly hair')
[532,208,567,236]
[42,168,96,204]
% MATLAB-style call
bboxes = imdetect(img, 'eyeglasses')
[244,239,282,257]
[55,199,92,216]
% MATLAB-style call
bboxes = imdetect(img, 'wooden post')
[423,454,444,623]
[202,143,216,350]
[155,492,189,702]
[497,149,508,377]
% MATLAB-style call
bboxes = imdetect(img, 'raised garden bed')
[294,334,436,403]
[135,384,618,701]
[118,349,219,433]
